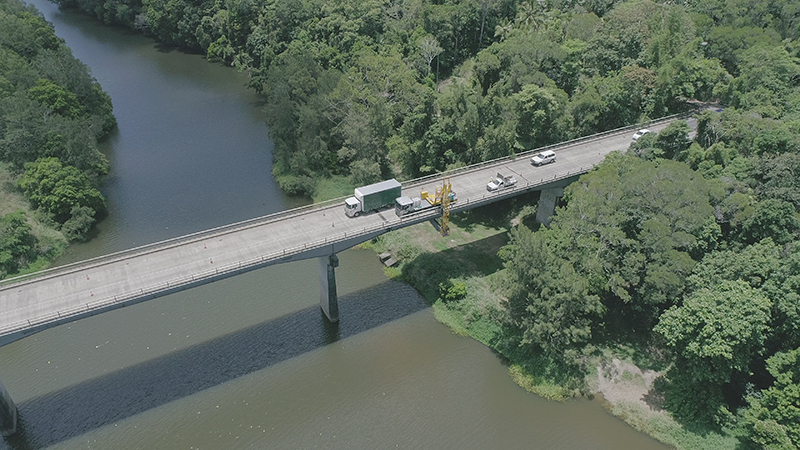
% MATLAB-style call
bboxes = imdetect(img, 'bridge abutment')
[0,379,17,437]
[318,254,340,323]
[536,187,564,227]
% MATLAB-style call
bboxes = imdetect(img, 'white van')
[531,150,556,166]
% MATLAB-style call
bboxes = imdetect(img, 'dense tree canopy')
[500,225,604,364]
[655,280,771,425]
[18,157,106,227]
[0,0,115,264]
[500,123,799,440]
[741,347,800,450]
[55,0,800,195]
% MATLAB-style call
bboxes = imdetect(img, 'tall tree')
[418,34,443,76]
[741,347,800,449]
[17,157,106,228]
[500,225,604,365]
[655,280,771,425]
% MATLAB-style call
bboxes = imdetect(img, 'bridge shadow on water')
[2,281,427,450]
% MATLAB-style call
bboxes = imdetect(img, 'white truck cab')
[344,197,361,216]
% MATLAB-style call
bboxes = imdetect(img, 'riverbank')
[361,196,740,450]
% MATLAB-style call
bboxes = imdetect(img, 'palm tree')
[494,19,513,42]
[514,1,541,31]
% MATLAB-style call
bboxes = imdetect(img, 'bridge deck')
[0,119,677,345]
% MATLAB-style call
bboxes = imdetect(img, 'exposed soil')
[595,357,665,412]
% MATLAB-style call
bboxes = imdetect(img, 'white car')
[486,174,517,191]
[632,129,651,141]
[531,150,556,166]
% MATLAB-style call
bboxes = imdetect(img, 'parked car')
[632,129,651,141]
[531,150,557,166]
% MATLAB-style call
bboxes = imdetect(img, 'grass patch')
[432,299,470,336]
[509,364,576,401]
[609,401,740,450]
[312,175,355,202]
[0,163,29,216]
[0,163,67,279]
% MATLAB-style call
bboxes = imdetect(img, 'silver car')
[632,129,651,140]
[531,150,556,166]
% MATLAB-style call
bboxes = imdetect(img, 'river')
[0,2,671,449]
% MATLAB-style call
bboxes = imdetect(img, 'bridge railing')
[0,193,350,289]
[0,112,691,290]
[395,112,688,190]
[0,162,599,340]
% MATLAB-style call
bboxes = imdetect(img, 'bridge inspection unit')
[0,116,683,436]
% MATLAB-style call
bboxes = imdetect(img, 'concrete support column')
[0,379,17,437]
[318,254,340,323]
[536,187,564,227]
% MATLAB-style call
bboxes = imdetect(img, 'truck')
[486,173,517,191]
[395,187,457,217]
[345,179,402,218]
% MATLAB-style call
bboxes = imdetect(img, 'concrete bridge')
[0,116,683,436]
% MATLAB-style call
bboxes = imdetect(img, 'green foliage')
[655,120,692,160]
[760,243,800,351]
[705,26,779,76]
[741,347,800,449]
[552,154,712,322]
[61,205,96,241]
[512,83,567,148]
[655,280,771,425]
[18,157,105,239]
[0,209,36,277]
[58,0,744,188]
[311,175,354,202]
[52,0,800,189]
[687,239,780,291]
[722,45,800,118]
[738,199,799,246]
[27,78,82,118]
[754,153,800,209]
[439,280,467,302]
[500,225,604,366]
[0,0,115,178]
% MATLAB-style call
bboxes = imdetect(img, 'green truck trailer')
[344,179,402,217]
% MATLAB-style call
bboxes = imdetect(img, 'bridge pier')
[536,187,564,227]
[0,379,17,437]
[318,254,340,323]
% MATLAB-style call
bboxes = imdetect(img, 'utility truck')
[486,173,517,191]
[345,179,402,217]
[395,186,457,217]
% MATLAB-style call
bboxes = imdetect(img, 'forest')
[7,0,800,446]
[0,0,115,278]
[54,0,752,193]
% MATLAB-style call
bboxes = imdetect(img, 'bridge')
[0,116,682,436]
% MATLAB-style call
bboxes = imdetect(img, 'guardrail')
[0,112,690,291]
[0,163,596,340]
[397,112,688,189]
